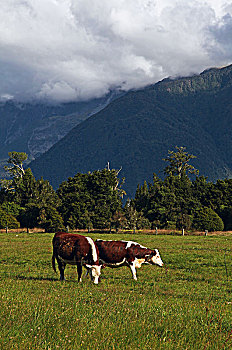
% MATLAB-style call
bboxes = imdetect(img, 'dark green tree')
[19,204,40,231]
[37,206,64,233]
[57,168,124,229]
[13,168,37,206]
[218,206,232,231]
[17,178,64,232]
[0,206,20,229]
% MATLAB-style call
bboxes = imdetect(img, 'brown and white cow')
[94,239,163,280]
[52,232,101,284]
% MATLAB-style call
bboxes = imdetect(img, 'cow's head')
[146,249,163,267]
[86,265,101,284]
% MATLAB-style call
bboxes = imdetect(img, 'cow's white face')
[86,265,101,284]
[148,250,163,267]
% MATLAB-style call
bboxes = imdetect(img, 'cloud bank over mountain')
[1,0,232,103]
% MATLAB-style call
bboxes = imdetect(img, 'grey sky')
[0,0,232,103]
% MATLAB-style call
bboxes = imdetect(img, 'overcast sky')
[0,0,232,103]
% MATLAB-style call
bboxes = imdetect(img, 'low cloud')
[0,0,232,103]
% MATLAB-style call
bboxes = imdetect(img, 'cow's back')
[95,240,128,264]
[53,232,91,264]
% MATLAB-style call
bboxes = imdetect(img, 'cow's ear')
[85,264,91,269]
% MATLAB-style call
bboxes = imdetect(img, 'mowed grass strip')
[0,232,231,350]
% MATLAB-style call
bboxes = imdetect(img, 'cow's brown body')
[95,239,163,280]
[52,232,101,284]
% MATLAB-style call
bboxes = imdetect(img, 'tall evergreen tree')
[163,146,199,178]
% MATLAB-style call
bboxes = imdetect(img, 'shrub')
[192,207,224,232]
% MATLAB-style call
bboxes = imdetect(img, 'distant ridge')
[29,64,232,196]
[0,90,121,177]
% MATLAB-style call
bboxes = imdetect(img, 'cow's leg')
[84,268,90,278]
[57,258,66,281]
[77,263,82,282]
[84,267,91,280]
[129,261,138,281]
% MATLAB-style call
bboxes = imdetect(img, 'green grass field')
[0,232,231,350]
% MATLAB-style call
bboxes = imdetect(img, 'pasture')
[0,232,231,350]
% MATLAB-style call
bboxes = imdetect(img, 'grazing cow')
[94,239,163,280]
[52,232,101,284]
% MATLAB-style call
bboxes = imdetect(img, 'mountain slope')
[29,65,232,196]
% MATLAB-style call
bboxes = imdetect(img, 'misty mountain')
[27,65,232,196]
[0,91,120,174]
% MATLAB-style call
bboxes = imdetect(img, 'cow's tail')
[52,254,56,273]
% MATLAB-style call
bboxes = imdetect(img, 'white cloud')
[0,0,232,102]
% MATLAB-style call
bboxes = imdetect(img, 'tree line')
[0,148,231,232]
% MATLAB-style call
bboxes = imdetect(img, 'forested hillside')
[29,65,232,196]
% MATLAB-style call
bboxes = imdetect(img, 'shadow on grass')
[15,275,57,281]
